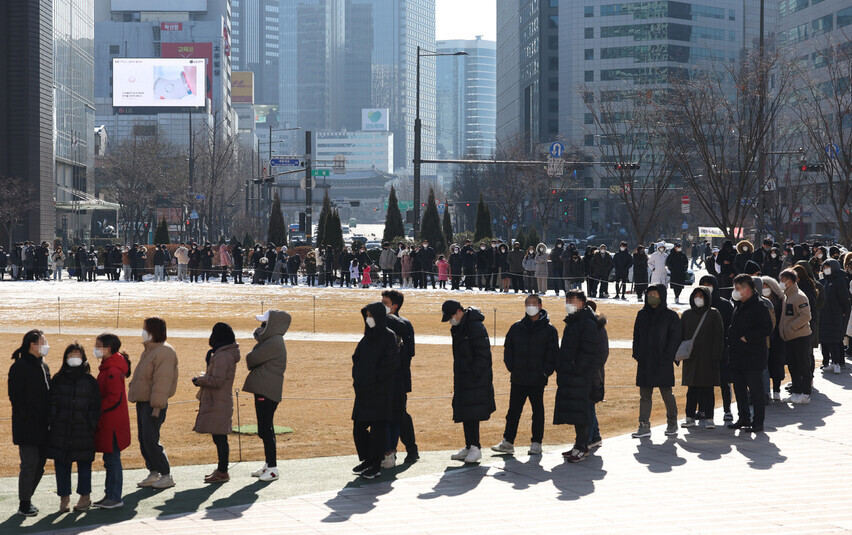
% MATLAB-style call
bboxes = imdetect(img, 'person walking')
[555,290,599,462]
[92,334,132,509]
[351,303,399,479]
[46,344,101,513]
[727,275,773,432]
[679,287,724,429]
[666,243,689,304]
[631,284,682,438]
[491,294,558,456]
[128,317,179,489]
[192,323,240,483]
[633,245,649,302]
[818,259,851,373]
[243,310,290,482]
[534,243,549,296]
[9,330,51,517]
[442,300,496,464]
[613,242,633,300]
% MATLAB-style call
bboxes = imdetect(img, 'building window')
[840,6,852,28]
[585,27,594,38]
[584,113,594,125]
[585,70,594,82]
[109,45,120,54]
[584,6,593,17]
[585,48,594,60]
[584,134,595,146]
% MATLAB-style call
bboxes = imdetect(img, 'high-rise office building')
[436,37,496,161]
[230,0,281,107]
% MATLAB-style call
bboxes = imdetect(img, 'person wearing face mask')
[381,290,419,467]
[379,242,397,288]
[631,284,682,438]
[188,242,202,283]
[442,300,495,464]
[460,239,476,290]
[399,244,413,287]
[496,243,511,292]
[508,242,525,293]
[679,287,724,429]
[717,240,737,298]
[726,275,773,432]
[192,323,241,484]
[128,317,179,489]
[733,240,754,275]
[174,242,189,282]
[550,239,565,296]
[46,344,101,513]
[534,243,550,295]
[760,277,787,401]
[810,245,827,276]
[9,330,51,517]
[795,261,825,362]
[449,244,463,290]
[351,303,399,479]
[666,243,689,304]
[92,333,132,510]
[523,246,538,293]
[699,275,735,421]
[555,290,600,462]
[418,241,437,289]
[491,294,558,456]
[818,259,851,374]
[752,238,774,269]
[564,250,585,292]
[243,310,290,481]
[613,242,633,300]
[648,243,669,287]
[475,241,493,291]
[591,244,614,298]
[633,245,649,301]
[762,246,783,280]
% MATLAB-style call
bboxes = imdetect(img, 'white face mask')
[66,357,83,368]
[480,246,486,250]
[449,316,461,326]
[525,306,540,317]
[620,247,626,251]
[771,253,777,258]
[93,347,104,359]
[693,297,705,308]
[658,248,665,253]
[565,303,577,315]
[365,317,376,329]
[817,253,823,259]
[39,344,50,357]
[762,287,771,297]
[384,305,393,315]
[142,330,152,343]
[824,267,832,276]
[731,289,742,301]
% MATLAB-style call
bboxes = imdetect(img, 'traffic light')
[613,163,640,170]
[801,163,825,172]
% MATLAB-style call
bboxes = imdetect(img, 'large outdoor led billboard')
[112,58,206,108]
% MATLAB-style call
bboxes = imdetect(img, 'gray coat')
[243,310,290,402]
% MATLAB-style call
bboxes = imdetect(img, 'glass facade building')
[231,0,281,106]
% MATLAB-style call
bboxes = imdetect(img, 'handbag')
[675,310,709,362]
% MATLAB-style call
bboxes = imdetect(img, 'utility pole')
[757,0,767,237]
[305,130,313,246]
[414,46,422,239]
[188,108,195,243]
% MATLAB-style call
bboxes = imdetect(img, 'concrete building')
[315,130,394,173]
[230,0,280,107]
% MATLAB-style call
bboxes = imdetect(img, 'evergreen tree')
[325,209,344,251]
[229,235,240,246]
[420,188,446,253]
[316,190,332,246]
[242,232,254,250]
[267,193,287,246]
[383,186,405,243]
[442,208,454,246]
[154,217,170,244]
[218,234,226,245]
[527,226,541,247]
[474,194,493,241]
[514,229,526,249]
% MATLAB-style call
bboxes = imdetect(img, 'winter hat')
[744,260,762,275]
[441,300,463,322]
[209,322,236,350]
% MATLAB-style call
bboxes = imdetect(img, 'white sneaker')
[463,446,482,464]
[137,472,160,487]
[150,474,175,489]
[450,447,469,461]
[834,364,841,374]
[794,394,811,404]
[680,417,697,428]
[258,467,279,481]
[380,453,397,469]
[251,463,268,478]
[782,393,800,403]
[529,442,542,455]
[490,439,515,454]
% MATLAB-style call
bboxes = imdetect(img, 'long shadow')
[731,431,787,470]
[633,436,687,473]
[549,454,607,501]
[154,484,220,518]
[678,428,734,461]
[765,386,837,432]
[204,480,268,519]
[495,455,551,491]
[818,368,851,390]
[417,465,489,500]
[321,477,394,523]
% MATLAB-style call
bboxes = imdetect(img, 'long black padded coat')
[351,303,399,422]
[450,308,496,423]
[502,309,558,388]
[45,362,101,463]
[553,307,599,426]
[633,284,683,387]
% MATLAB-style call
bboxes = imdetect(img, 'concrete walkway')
[4,369,851,534]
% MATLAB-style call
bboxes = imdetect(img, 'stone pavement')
[5,369,852,534]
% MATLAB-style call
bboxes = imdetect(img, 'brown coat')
[193,343,241,435]
[780,282,812,341]
[128,341,178,417]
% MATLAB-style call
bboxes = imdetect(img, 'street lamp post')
[413,47,467,239]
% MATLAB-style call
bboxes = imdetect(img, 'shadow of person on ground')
[633,436,687,473]
[493,455,551,491]
[765,386,837,432]
[549,453,607,501]
[154,483,220,518]
[204,480,268,519]
[417,465,489,500]
[678,428,734,462]
[320,478,394,523]
[731,430,787,470]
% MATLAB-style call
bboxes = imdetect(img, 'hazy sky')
[436,0,496,42]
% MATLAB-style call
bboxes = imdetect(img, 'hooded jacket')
[550,240,564,273]
[351,303,399,422]
[128,341,178,418]
[632,284,683,387]
[818,259,851,343]
[762,247,783,280]
[727,291,773,371]
[733,240,754,274]
[553,306,598,425]
[386,312,416,393]
[591,312,609,402]
[451,307,496,423]
[591,248,614,279]
[796,260,825,347]
[194,343,241,435]
[718,240,736,282]
[94,353,131,453]
[503,309,559,387]
[680,287,724,387]
[243,310,290,402]
[9,353,51,446]
[534,244,549,278]
[633,250,649,285]
[46,362,101,463]
[666,247,689,285]
[648,244,668,285]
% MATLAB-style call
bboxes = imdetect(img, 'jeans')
[54,460,92,497]
[502,384,545,444]
[18,445,45,502]
[53,266,63,280]
[102,434,123,502]
[122,265,131,281]
[212,434,229,473]
[685,386,715,420]
[588,404,601,443]
[462,421,481,449]
[154,265,164,281]
[254,395,279,467]
[639,386,678,426]
[353,421,388,469]
[136,402,170,475]
[730,368,765,426]
[177,264,188,281]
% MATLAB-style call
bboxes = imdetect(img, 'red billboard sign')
[161,42,212,102]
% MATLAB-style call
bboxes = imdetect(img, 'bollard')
[234,389,243,462]
[261,300,264,316]
[58,297,61,337]
[313,296,316,333]
[493,308,497,346]
[116,292,121,328]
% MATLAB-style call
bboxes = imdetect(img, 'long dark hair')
[96,333,132,377]
[60,342,91,375]
[12,329,43,361]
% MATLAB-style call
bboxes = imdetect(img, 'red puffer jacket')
[94,353,131,453]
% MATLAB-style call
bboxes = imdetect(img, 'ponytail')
[119,351,132,378]
[12,329,43,361]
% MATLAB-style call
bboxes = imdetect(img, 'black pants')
[136,402,170,475]
[234,266,243,283]
[635,282,647,300]
[510,273,523,292]
[463,267,474,289]
[353,421,388,469]
[254,395,279,467]
[730,368,765,426]
[503,384,545,444]
[685,386,715,420]
[212,434,229,473]
[787,336,812,395]
[574,425,589,451]
[823,342,845,366]
[599,280,609,296]
[289,272,298,285]
[221,268,229,282]
[672,283,684,300]
[588,278,599,297]
[18,445,45,503]
[462,421,480,449]
[382,271,392,287]
[451,274,461,290]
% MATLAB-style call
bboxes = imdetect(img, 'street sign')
[549,141,565,158]
[189,210,199,220]
[194,194,205,201]
[546,156,564,177]
[270,156,302,167]
[681,195,690,214]
[764,178,776,192]
[682,221,689,230]
[312,169,330,177]
[826,143,840,159]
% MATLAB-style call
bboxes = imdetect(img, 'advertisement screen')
[232,71,254,103]
[362,108,389,131]
[160,42,214,102]
[112,58,206,108]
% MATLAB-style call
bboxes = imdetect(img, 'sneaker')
[251,463,268,477]
[631,425,651,438]
[380,453,396,469]
[258,467,279,482]
[352,460,371,474]
[137,471,160,487]
[204,470,230,484]
[834,364,841,374]
[463,446,482,464]
[772,391,781,401]
[782,393,801,403]
[727,420,750,429]
[403,450,420,464]
[151,474,175,489]
[17,503,38,517]
[450,447,469,461]
[704,420,716,429]
[93,498,123,509]
[490,439,515,454]
[564,448,588,463]
[587,439,603,449]
[680,417,697,428]
[360,466,381,479]
[664,424,678,436]
[723,412,734,422]
[529,442,543,455]
[793,394,811,404]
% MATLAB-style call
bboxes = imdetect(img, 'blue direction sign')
[189,210,199,220]
[270,157,302,167]
[826,143,840,159]
[549,141,565,159]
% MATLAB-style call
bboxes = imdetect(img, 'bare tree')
[193,112,240,241]
[582,87,678,245]
[0,177,34,249]
[483,139,530,243]
[449,157,486,233]
[665,50,794,241]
